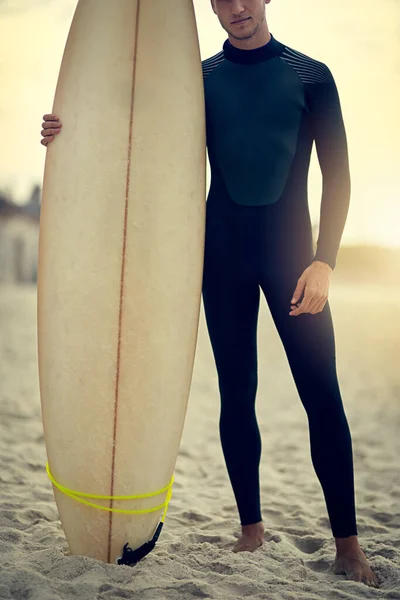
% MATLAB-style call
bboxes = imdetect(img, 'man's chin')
[226,25,257,41]
[228,32,255,41]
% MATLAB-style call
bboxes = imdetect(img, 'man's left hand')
[289,260,332,316]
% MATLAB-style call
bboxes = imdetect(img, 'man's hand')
[289,260,332,316]
[41,114,62,147]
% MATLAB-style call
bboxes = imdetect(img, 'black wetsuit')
[201,34,357,538]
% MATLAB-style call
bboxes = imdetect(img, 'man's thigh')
[260,267,341,412]
[202,226,261,385]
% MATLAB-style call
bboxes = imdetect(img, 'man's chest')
[204,58,308,138]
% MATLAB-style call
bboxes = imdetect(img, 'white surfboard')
[37,0,206,564]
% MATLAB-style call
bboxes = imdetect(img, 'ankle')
[241,521,264,534]
[335,535,359,550]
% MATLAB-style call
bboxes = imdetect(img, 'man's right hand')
[40,114,62,147]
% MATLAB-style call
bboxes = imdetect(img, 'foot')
[232,521,264,553]
[334,535,380,588]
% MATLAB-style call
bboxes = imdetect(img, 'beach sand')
[0,277,399,599]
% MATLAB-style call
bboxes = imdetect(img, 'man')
[40,0,379,588]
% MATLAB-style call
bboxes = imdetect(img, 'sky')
[0,0,399,247]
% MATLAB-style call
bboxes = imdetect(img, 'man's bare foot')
[232,521,264,553]
[334,535,380,587]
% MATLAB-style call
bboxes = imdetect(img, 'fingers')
[289,294,311,316]
[289,288,328,316]
[312,295,328,314]
[42,114,61,128]
[41,131,59,146]
[305,288,323,314]
[41,126,61,135]
[41,114,62,146]
[291,276,305,304]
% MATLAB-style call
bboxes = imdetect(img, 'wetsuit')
[201,33,357,538]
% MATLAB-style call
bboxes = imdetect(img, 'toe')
[347,569,363,583]
[370,574,380,588]
[362,570,379,587]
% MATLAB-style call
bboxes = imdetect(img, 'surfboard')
[37,0,206,564]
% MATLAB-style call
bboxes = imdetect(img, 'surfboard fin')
[116,521,164,566]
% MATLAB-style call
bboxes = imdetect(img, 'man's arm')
[307,67,351,270]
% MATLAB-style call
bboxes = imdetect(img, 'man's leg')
[260,268,357,538]
[260,266,379,585]
[202,216,263,530]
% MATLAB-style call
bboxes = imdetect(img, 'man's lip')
[232,17,250,24]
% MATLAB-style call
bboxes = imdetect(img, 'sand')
[0,277,399,600]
